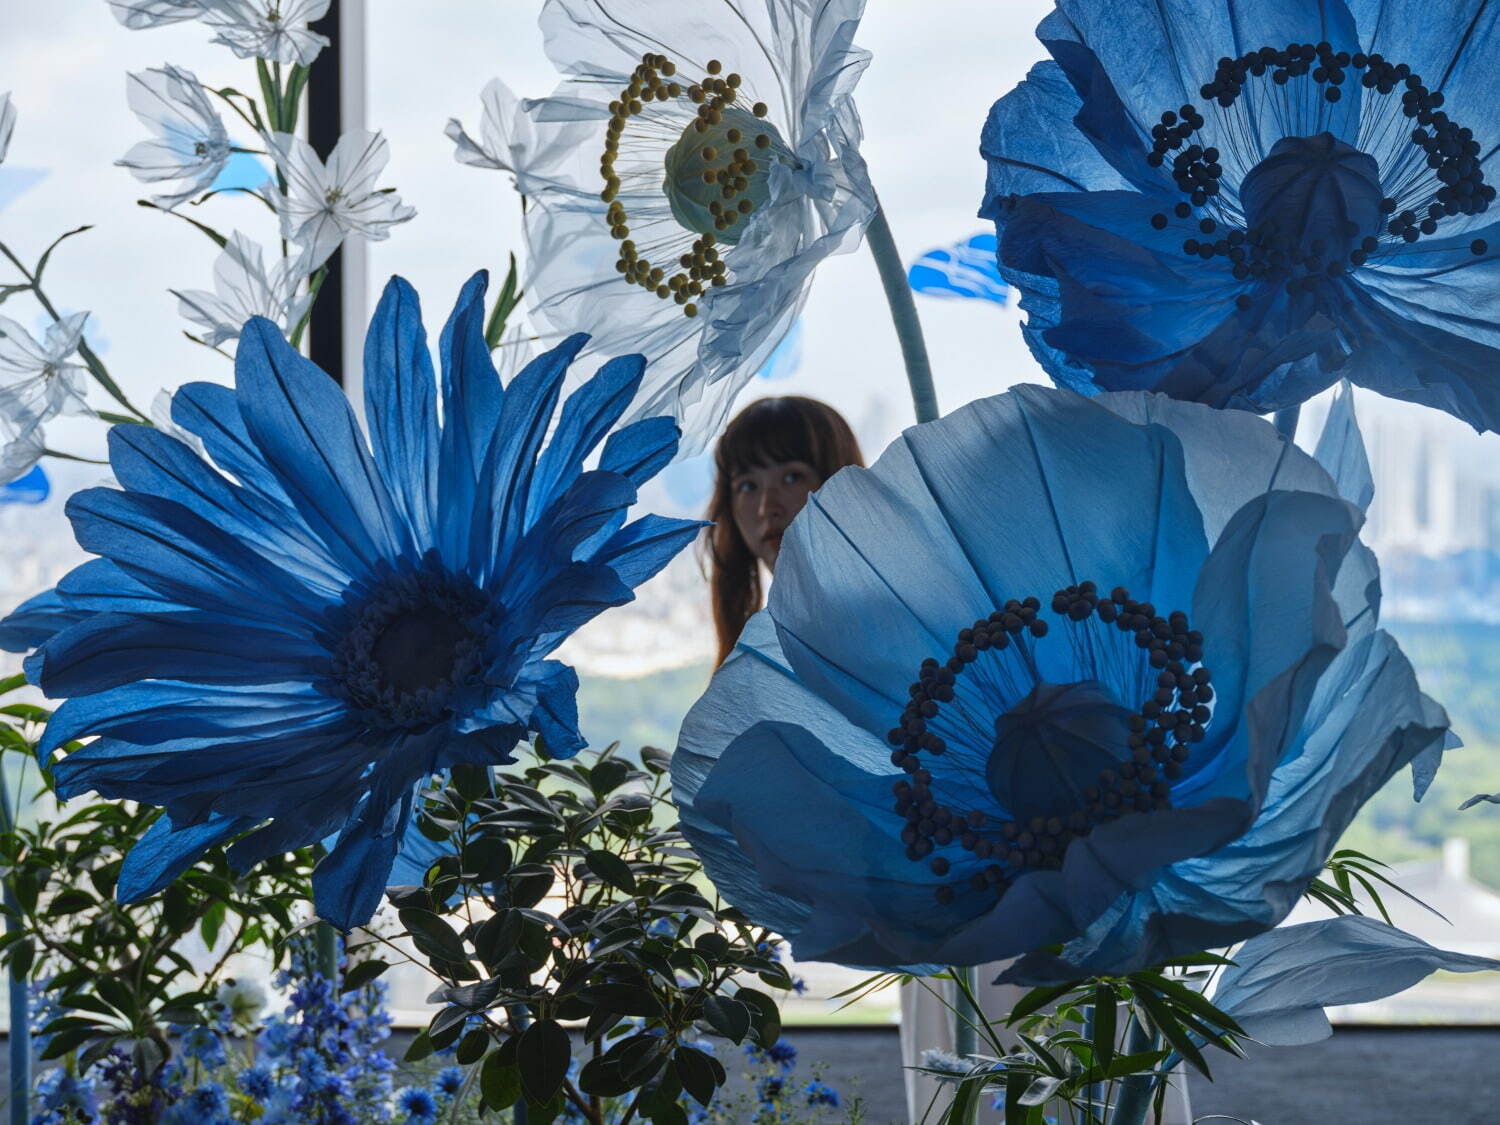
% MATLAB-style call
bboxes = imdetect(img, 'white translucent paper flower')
[116,64,230,209]
[0,93,14,164]
[445,79,532,174]
[0,313,91,483]
[106,0,204,29]
[451,0,875,452]
[266,130,415,270]
[173,231,313,347]
[200,0,330,66]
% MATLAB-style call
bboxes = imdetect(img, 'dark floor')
[8,1026,1498,1122]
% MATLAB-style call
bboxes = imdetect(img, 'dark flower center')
[1239,133,1383,266]
[886,582,1214,905]
[330,566,487,729]
[1139,42,1492,304]
[370,609,470,697]
[987,680,1134,823]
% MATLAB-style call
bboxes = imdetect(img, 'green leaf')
[585,848,637,894]
[137,200,228,247]
[341,958,389,992]
[405,1031,435,1062]
[1092,983,1117,1071]
[673,1044,722,1107]
[735,987,781,1048]
[517,1019,571,1104]
[483,253,524,350]
[34,226,93,281]
[400,907,469,964]
[701,995,751,1044]
[456,1026,490,1065]
[1134,988,1212,1079]
[1007,981,1077,1024]
[480,1050,523,1109]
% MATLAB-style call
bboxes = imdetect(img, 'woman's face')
[730,459,822,571]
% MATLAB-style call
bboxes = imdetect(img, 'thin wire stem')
[0,765,29,1124]
[866,198,938,424]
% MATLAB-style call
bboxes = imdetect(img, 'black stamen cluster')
[1143,43,1492,301]
[889,580,1214,906]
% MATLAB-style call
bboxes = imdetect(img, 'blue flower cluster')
[27,937,421,1124]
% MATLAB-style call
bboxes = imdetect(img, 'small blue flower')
[397,1086,440,1122]
[434,1065,465,1097]
[176,1023,228,1068]
[674,386,1451,980]
[237,1064,277,1101]
[2,271,699,930]
[980,0,1500,432]
[803,1079,841,1108]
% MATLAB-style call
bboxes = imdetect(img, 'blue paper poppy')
[979,0,1500,432]
[672,385,1450,980]
[0,272,699,930]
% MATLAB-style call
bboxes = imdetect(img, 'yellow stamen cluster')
[600,52,777,318]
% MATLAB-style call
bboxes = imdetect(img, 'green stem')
[315,921,340,985]
[0,768,29,1125]
[1111,1017,1160,1125]
[40,448,109,466]
[0,240,149,422]
[288,266,328,351]
[866,199,938,424]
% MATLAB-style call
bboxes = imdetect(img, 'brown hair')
[705,396,864,665]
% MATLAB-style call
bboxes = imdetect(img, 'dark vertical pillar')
[307,2,344,386]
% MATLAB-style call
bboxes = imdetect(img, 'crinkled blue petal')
[0,588,84,654]
[364,276,440,541]
[1210,915,1500,1045]
[118,812,255,904]
[235,317,410,573]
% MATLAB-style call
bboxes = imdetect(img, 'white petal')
[106,0,204,29]
[0,93,14,165]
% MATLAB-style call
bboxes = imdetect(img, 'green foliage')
[892,956,1246,1125]
[0,679,317,1079]
[375,743,790,1123]
[1342,622,1500,888]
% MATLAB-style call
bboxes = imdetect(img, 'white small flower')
[920,1049,971,1076]
[0,413,44,484]
[0,92,15,164]
[214,976,267,1033]
[173,231,313,347]
[116,64,230,209]
[106,0,205,29]
[445,79,535,175]
[461,0,875,454]
[266,130,415,270]
[200,0,331,66]
[0,313,91,483]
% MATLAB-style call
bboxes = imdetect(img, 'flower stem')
[1273,405,1300,441]
[0,239,149,423]
[1111,1017,1160,1125]
[866,199,938,424]
[0,769,29,1125]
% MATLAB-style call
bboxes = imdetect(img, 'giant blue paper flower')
[0,272,699,930]
[672,385,1450,979]
[979,0,1500,432]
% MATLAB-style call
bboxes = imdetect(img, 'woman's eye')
[735,480,755,494]
[782,470,802,485]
